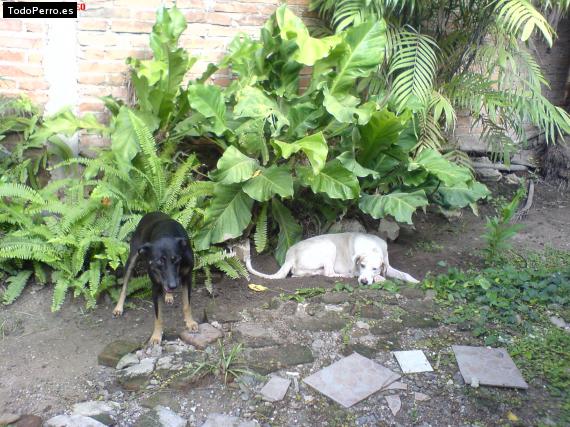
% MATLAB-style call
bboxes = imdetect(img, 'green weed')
[189,341,251,385]
[280,287,326,303]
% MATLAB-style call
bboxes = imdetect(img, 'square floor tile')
[452,345,528,389]
[393,350,433,373]
[303,353,400,408]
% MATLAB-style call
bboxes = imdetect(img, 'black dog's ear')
[138,243,152,255]
[176,237,187,248]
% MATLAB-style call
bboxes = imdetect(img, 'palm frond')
[494,0,554,46]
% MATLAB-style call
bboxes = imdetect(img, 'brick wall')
[0,0,312,150]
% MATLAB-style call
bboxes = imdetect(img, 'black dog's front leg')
[181,268,198,332]
[149,284,164,345]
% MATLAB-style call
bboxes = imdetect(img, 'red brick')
[0,65,42,78]
[177,0,203,7]
[18,79,49,90]
[79,61,125,73]
[0,36,43,49]
[111,20,154,34]
[106,48,148,60]
[203,12,234,26]
[78,73,107,85]
[0,79,17,89]
[107,73,127,86]
[116,34,151,47]
[27,52,43,64]
[23,21,46,33]
[133,10,159,21]
[78,19,108,31]
[26,92,49,105]
[79,101,105,113]
[0,20,23,32]
[235,14,269,26]
[79,48,106,61]
[78,31,118,47]
[184,10,207,23]
[0,50,25,62]
[206,25,240,37]
[114,0,169,7]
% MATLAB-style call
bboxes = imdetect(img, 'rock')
[232,323,280,348]
[504,173,521,184]
[140,391,181,412]
[385,395,401,416]
[329,219,366,234]
[116,353,140,370]
[46,415,107,427]
[180,323,223,349]
[321,292,353,305]
[164,342,187,354]
[146,344,163,358]
[0,413,20,425]
[279,300,297,316]
[72,401,118,426]
[98,340,141,368]
[359,304,384,320]
[14,415,42,427]
[201,413,259,427]
[476,167,502,182]
[204,303,242,323]
[246,345,314,375]
[370,320,404,336]
[378,218,400,242]
[549,315,570,331]
[260,376,291,402]
[414,392,430,401]
[341,343,378,359]
[399,286,424,299]
[134,406,187,427]
[156,356,174,371]
[355,321,370,329]
[291,312,349,332]
[386,381,407,391]
[123,358,156,377]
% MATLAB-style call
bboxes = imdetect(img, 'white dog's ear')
[352,254,364,266]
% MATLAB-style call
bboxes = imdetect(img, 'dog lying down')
[231,232,419,285]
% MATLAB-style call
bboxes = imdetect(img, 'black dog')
[113,212,198,345]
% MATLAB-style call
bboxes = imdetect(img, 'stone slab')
[452,345,528,389]
[385,395,401,416]
[180,323,223,349]
[393,350,433,374]
[201,413,259,427]
[260,376,291,402]
[14,415,42,427]
[98,340,141,368]
[303,353,400,408]
[246,344,314,375]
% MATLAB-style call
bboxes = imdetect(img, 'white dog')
[231,232,419,285]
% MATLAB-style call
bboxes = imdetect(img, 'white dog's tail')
[229,239,292,279]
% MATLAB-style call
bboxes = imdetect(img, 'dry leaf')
[248,283,268,292]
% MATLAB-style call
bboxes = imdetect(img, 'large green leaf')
[272,132,328,174]
[336,151,379,178]
[412,149,472,186]
[150,6,187,58]
[323,88,376,125]
[299,161,360,200]
[194,184,254,250]
[234,87,289,134]
[111,106,159,172]
[243,165,294,202]
[328,20,387,95]
[272,198,302,265]
[358,109,404,164]
[235,118,269,164]
[359,190,428,224]
[275,5,341,66]
[209,146,258,184]
[286,102,324,139]
[438,181,490,208]
[187,83,226,135]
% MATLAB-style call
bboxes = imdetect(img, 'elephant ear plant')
[186,5,488,263]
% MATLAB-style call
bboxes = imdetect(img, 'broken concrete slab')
[116,353,139,370]
[232,322,280,348]
[200,413,259,427]
[179,323,223,349]
[385,381,407,391]
[45,415,107,427]
[303,353,400,408]
[260,376,291,402]
[393,350,433,374]
[452,345,528,389]
[246,344,314,375]
[385,395,401,416]
[414,392,430,402]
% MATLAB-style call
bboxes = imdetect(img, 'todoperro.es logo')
[3,2,78,18]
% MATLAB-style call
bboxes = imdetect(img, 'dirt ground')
[0,181,569,426]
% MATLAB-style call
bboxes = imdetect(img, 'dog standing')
[113,212,198,345]
[232,232,419,285]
